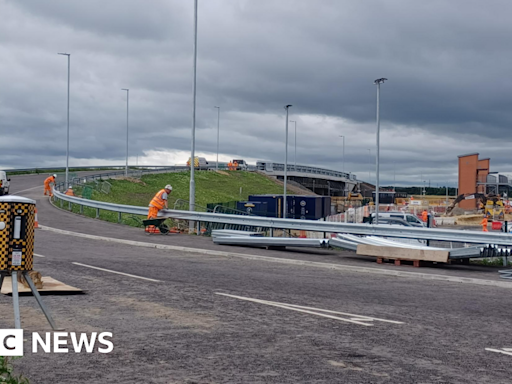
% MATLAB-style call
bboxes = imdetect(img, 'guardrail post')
[68,201,72,211]
[60,199,63,208]
[118,212,122,223]
[80,205,83,215]
[96,208,100,219]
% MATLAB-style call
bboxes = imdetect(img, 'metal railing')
[256,161,357,181]
[52,189,512,245]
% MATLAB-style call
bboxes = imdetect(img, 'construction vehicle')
[187,157,209,170]
[232,159,248,171]
[446,193,501,216]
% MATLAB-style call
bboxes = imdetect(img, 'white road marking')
[12,185,43,195]
[216,293,404,327]
[34,253,45,258]
[485,348,512,356]
[72,262,161,282]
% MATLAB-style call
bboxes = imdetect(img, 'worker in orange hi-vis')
[481,216,488,232]
[147,184,172,233]
[148,184,172,219]
[422,209,428,223]
[43,174,57,197]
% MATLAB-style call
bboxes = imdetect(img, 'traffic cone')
[34,208,39,229]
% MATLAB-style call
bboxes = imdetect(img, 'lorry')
[186,157,209,170]
[232,159,248,171]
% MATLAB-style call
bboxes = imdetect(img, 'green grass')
[471,258,511,267]
[80,171,292,209]
[55,171,295,230]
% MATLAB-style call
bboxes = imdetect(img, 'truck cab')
[232,159,248,171]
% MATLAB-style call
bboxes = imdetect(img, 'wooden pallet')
[376,257,422,267]
[357,244,450,267]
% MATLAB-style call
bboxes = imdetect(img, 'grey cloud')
[1,0,512,187]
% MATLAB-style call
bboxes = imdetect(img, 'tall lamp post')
[214,106,220,171]
[121,89,129,176]
[339,135,345,174]
[289,120,297,170]
[58,52,70,187]
[374,77,387,225]
[367,148,371,183]
[283,105,292,231]
[189,0,198,232]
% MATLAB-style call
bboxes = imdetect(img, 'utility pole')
[121,88,129,176]
[283,105,292,233]
[58,52,71,187]
[374,78,387,225]
[214,106,220,171]
[189,0,198,232]
[339,135,345,174]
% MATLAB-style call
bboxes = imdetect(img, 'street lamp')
[214,106,220,171]
[374,77,387,225]
[289,120,297,170]
[283,105,292,230]
[189,0,198,232]
[367,149,371,183]
[339,135,345,174]
[58,52,70,187]
[121,89,129,176]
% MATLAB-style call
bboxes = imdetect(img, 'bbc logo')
[0,329,23,356]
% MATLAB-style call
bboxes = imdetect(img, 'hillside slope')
[87,170,311,209]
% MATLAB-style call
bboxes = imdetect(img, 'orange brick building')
[458,153,490,210]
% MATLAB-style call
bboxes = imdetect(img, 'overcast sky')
[1,0,512,186]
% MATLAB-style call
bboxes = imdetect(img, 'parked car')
[0,171,10,195]
[371,211,426,227]
[364,216,427,245]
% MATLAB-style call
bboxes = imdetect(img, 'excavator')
[446,193,501,216]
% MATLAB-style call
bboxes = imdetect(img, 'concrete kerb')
[38,225,512,289]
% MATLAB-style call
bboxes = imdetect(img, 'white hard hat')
[53,174,57,178]
[165,184,173,190]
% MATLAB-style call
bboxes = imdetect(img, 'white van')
[371,211,426,227]
[0,171,10,195]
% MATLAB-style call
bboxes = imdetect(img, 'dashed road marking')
[215,292,404,327]
[34,253,45,258]
[485,348,512,356]
[72,262,161,282]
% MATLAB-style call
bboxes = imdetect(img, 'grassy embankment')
[60,171,298,227]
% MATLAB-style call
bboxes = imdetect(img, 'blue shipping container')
[236,201,268,217]
[248,195,294,218]
[293,196,323,220]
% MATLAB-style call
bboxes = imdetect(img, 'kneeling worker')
[148,184,172,218]
[44,174,57,197]
[147,184,172,233]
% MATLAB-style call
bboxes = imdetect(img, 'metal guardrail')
[256,161,357,181]
[52,190,512,245]
[499,270,512,279]
[53,167,183,191]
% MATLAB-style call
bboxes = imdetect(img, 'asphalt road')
[1,173,511,383]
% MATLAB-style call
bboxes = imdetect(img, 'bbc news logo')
[0,330,113,356]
